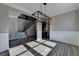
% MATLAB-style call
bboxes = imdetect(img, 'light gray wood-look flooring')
[1,39,79,56]
[48,43,79,56]
[10,40,79,56]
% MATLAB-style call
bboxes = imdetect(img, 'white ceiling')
[4,3,79,16]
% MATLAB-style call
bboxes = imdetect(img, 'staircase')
[23,21,35,32]
[18,14,36,32]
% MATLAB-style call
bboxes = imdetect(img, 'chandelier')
[32,3,52,24]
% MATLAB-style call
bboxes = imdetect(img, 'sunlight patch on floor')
[44,41,57,47]
[36,40,46,43]
[9,45,27,56]
[26,41,39,48]
[33,45,51,56]
[19,51,34,56]
[9,40,57,56]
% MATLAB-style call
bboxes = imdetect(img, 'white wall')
[37,22,42,40]
[9,18,18,40]
[18,19,25,32]
[0,4,33,52]
[9,8,24,40]
[0,4,9,52]
[0,33,9,52]
[0,4,38,52]
[50,10,79,46]
[9,6,33,40]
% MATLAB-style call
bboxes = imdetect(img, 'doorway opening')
[42,21,50,39]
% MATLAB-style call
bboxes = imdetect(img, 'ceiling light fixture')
[32,3,52,23]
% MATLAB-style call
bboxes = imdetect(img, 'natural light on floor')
[9,40,57,56]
